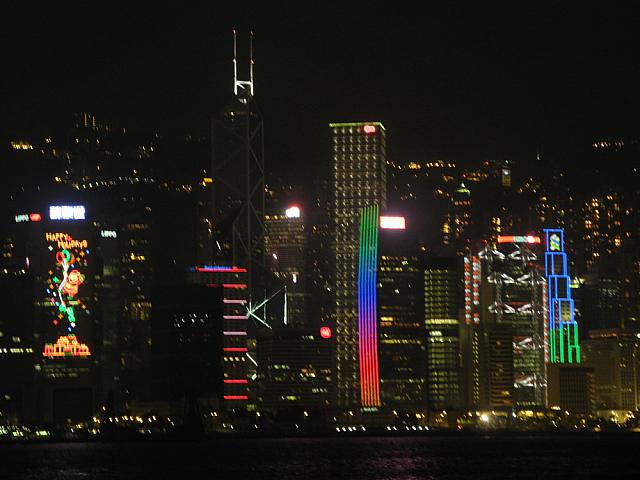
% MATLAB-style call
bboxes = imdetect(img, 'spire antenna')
[233,29,255,101]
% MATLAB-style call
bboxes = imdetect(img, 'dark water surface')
[0,434,637,479]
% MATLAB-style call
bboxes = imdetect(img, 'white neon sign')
[49,205,85,220]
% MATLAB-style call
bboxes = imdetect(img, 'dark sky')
[3,2,640,182]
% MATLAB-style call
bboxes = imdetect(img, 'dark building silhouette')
[150,285,224,407]
[256,326,332,411]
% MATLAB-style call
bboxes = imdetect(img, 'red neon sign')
[223,395,248,400]
[29,213,42,222]
[320,326,332,339]
[497,235,541,244]
[363,125,376,134]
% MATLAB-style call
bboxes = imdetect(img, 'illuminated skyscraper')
[377,216,425,410]
[464,235,547,409]
[544,229,580,364]
[264,206,309,328]
[424,257,462,412]
[330,122,386,408]
[442,183,472,255]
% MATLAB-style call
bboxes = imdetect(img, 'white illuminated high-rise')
[330,122,386,407]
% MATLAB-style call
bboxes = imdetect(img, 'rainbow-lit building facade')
[544,229,581,364]
[357,205,381,407]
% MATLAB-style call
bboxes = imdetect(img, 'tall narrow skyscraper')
[424,256,462,413]
[330,122,386,408]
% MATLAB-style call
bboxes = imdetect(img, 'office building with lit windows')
[463,235,547,409]
[3,202,97,423]
[256,326,333,411]
[264,206,309,328]
[583,329,640,411]
[442,183,472,255]
[330,122,386,408]
[424,256,462,412]
[377,218,425,410]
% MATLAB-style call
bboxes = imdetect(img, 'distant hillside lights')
[10,141,33,150]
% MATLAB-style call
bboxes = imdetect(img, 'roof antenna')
[233,28,255,102]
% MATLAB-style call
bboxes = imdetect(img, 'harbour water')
[0,433,636,479]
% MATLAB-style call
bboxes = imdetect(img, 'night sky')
[3,2,640,183]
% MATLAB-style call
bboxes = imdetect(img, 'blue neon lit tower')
[544,229,581,363]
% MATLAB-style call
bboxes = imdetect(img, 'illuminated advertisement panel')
[379,216,406,230]
[42,231,91,357]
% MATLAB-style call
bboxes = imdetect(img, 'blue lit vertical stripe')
[358,205,381,407]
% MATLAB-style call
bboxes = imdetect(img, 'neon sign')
[43,232,91,358]
[49,205,86,220]
[15,213,42,223]
[43,335,90,357]
[497,235,541,244]
[100,230,117,238]
[358,204,381,408]
[363,125,376,134]
[46,232,88,250]
[320,326,332,339]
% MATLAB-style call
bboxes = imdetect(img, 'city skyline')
[4,7,640,473]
